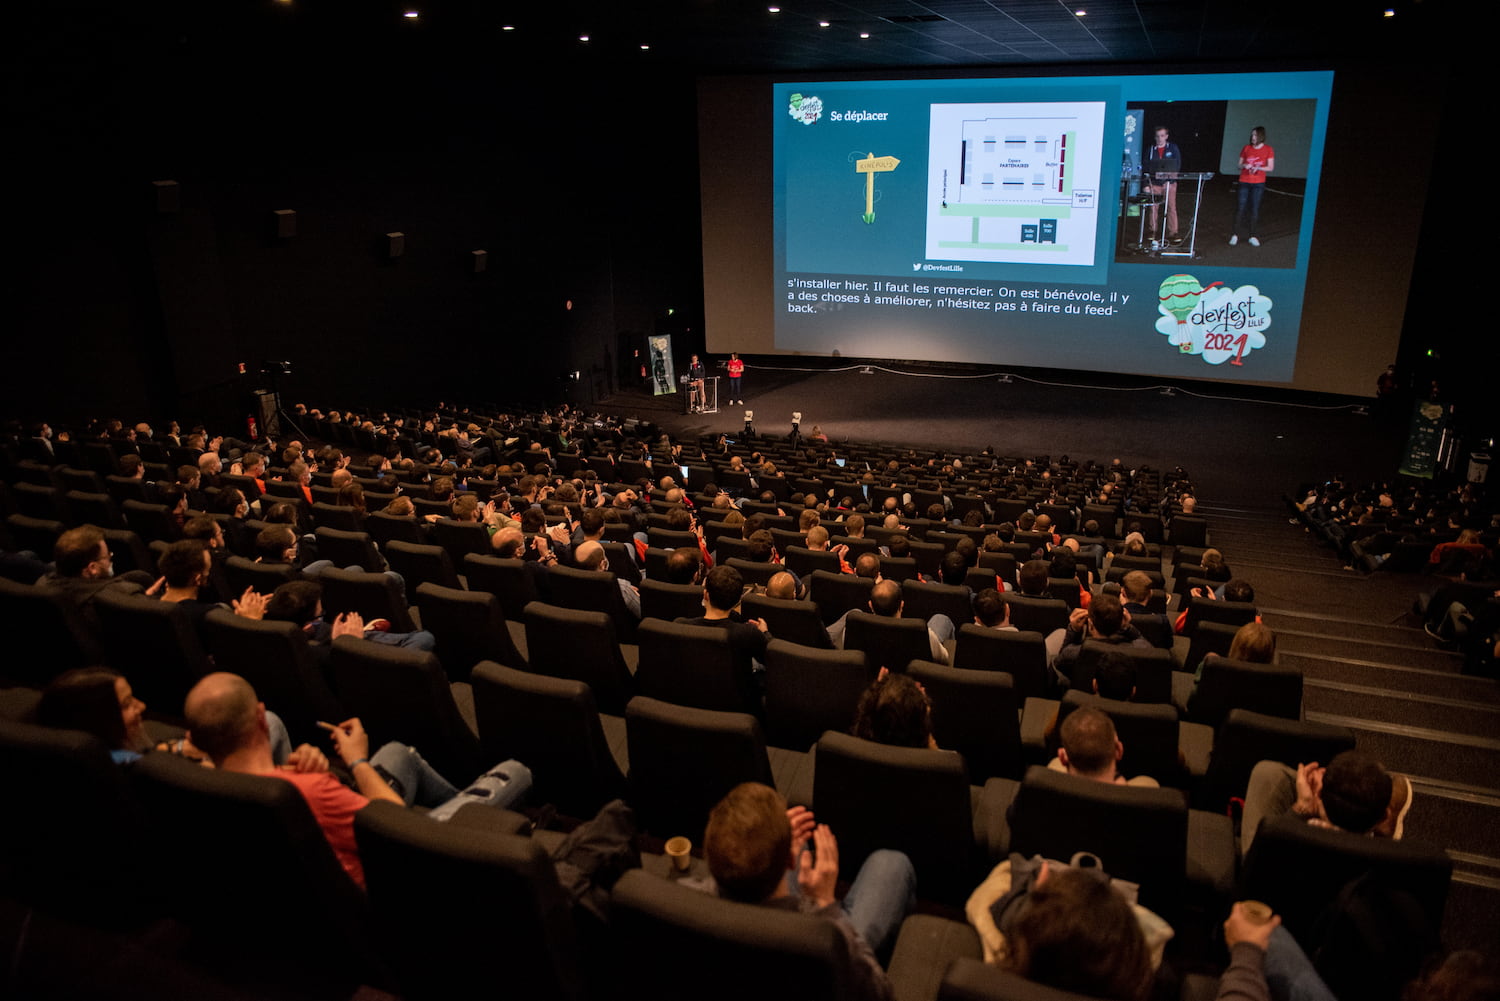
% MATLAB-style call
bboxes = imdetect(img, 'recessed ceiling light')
[579,33,589,41]
[640,43,650,49]
[860,31,870,38]
[501,24,514,30]
[403,10,418,18]
[1383,7,1394,14]
[1074,8,1086,16]
[819,20,830,27]
[768,5,780,11]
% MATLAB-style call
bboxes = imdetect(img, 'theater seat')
[132,752,385,989]
[470,661,626,819]
[524,601,636,715]
[329,636,485,782]
[953,626,1052,702]
[843,609,938,674]
[354,799,586,1001]
[908,660,1024,783]
[813,730,987,906]
[762,639,869,751]
[611,868,857,1001]
[1240,813,1451,956]
[415,582,527,682]
[625,696,776,841]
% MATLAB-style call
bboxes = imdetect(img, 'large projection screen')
[700,65,1437,397]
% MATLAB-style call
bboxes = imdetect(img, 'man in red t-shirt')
[185,673,403,889]
[1230,127,1275,247]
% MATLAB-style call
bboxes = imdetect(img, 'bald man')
[765,571,799,601]
[185,673,530,889]
[185,672,395,887]
[574,539,641,619]
[825,578,953,664]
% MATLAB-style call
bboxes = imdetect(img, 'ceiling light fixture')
[819,20,830,27]
[1074,8,1086,16]
[403,10,418,18]
[768,5,780,11]
[640,43,650,49]
[1383,7,1394,14]
[502,24,514,30]
[579,33,590,41]
[860,31,870,37]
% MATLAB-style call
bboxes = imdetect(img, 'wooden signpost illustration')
[857,153,900,224]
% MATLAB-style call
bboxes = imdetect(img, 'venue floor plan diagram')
[925,101,1105,267]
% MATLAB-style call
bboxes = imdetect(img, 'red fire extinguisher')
[247,414,259,440]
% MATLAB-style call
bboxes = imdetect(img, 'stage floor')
[598,365,1404,508]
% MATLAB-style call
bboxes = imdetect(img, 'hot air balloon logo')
[1157,274,1221,354]
[1154,278,1273,366]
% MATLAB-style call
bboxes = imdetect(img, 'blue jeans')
[785,848,916,956]
[841,849,917,956]
[371,741,532,817]
[927,613,956,646]
[729,377,742,400]
[267,711,293,764]
[365,629,437,652]
[1263,926,1338,1001]
[1235,183,1265,238]
[302,561,409,605]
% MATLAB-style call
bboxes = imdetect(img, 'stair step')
[1304,712,1500,791]
[1260,609,1431,646]
[1284,652,1500,705]
[1276,630,1465,673]
[1441,872,1500,954]
[1304,680,1500,739]
[1409,777,1500,861]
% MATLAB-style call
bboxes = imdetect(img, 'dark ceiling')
[387,0,1437,73]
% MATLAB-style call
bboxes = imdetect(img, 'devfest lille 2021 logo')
[788,93,823,125]
[1156,274,1272,367]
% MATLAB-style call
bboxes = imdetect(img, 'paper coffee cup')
[1240,900,1273,925]
[665,836,692,872]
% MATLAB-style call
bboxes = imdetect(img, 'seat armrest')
[1179,721,1214,781]
[975,777,1020,862]
[1185,808,1237,904]
[444,804,532,837]
[1171,670,1196,715]
[1019,697,1059,766]
[888,914,982,1001]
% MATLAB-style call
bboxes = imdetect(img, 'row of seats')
[0,680,1454,1000]
[0,418,1457,999]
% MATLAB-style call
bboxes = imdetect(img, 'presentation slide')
[771,71,1334,383]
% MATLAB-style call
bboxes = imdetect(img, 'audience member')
[1049,707,1159,787]
[703,782,914,1001]
[1048,594,1149,687]
[1240,749,1412,859]
[184,672,531,889]
[827,579,954,664]
[851,669,936,749]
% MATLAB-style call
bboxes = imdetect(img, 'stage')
[598,364,1405,507]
